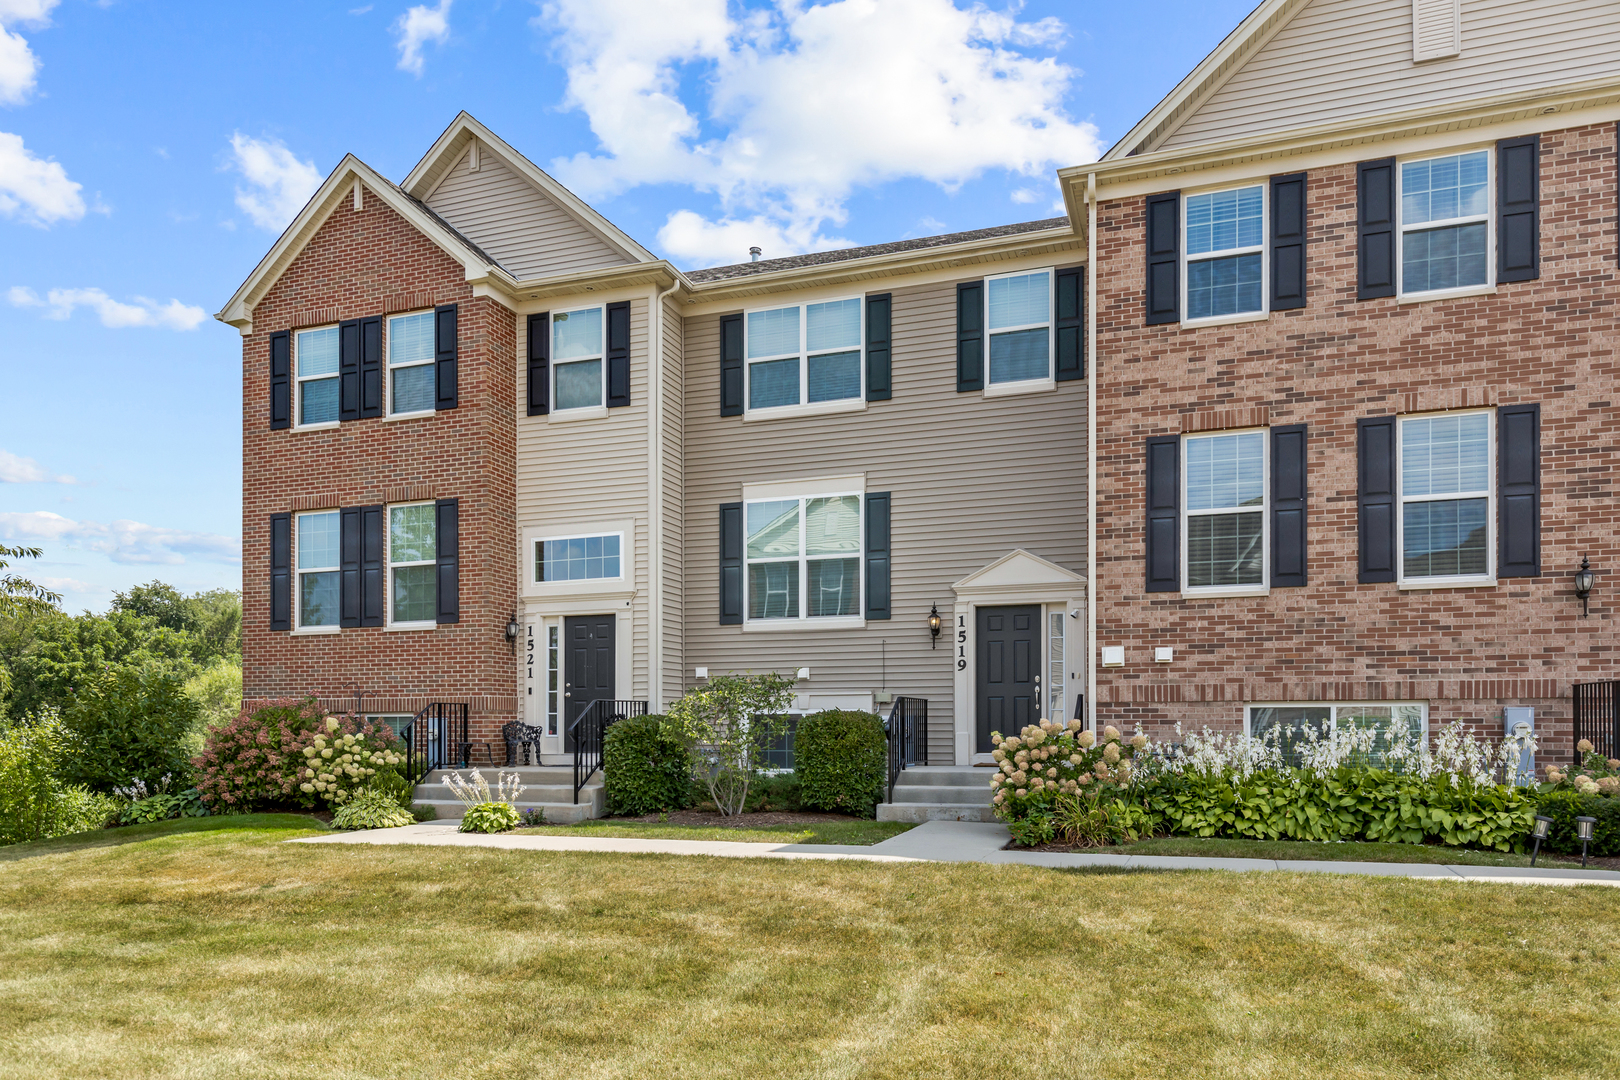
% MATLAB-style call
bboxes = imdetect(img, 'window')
[1184,186,1264,320]
[365,715,415,740]
[1399,410,1493,583]
[745,298,863,412]
[552,306,604,411]
[985,269,1052,385]
[1048,612,1066,724]
[744,494,862,622]
[1183,430,1267,592]
[535,533,622,582]
[388,503,436,625]
[295,326,339,426]
[546,625,559,736]
[387,311,436,415]
[296,510,340,628]
[1247,703,1427,766]
[1400,150,1490,295]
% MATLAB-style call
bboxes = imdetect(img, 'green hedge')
[1536,790,1620,858]
[795,710,886,818]
[602,714,692,816]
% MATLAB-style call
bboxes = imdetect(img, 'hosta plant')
[331,790,415,831]
[460,801,522,834]
[443,770,527,834]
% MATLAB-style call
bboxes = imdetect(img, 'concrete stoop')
[411,765,604,825]
[876,765,997,823]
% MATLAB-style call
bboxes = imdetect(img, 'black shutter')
[1357,416,1397,583]
[865,293,892,401]
[434,304,458,410]
[435,498,459,624]
[338,318,361,421]
[1497,135,1540,284]
[1144,436,1179,593]
[1498,403,1541,577]
[269,331,291,430]
[1055,266,1084,381]
[1270,424,1308,588]
[361,504,384,627]
[719,502,743,624]
[1356,158,1397,300]
[1270,172,1307,311]
[359,316,382,418]
[526,312,549,416]
[269,513,291,632]
[720,314,744,416]
[606,300,630,408]
[955,281,983,391]
[340,506,362,628]
[865,492,891,620]
[1145,192,1180,325]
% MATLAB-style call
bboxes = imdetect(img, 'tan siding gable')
[426,146,635,280]
[1160,0,1620,150]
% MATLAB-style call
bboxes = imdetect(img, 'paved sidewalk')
[293,819,1620,886]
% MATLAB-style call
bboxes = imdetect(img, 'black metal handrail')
[1573,681,1620,763]
[570,699,648,803]
[400,702,469,785]
[885,697,928,803]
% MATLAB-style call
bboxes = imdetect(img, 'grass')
[1117,835,1595,868]
[1,817,1617,1080]
[527,818,914,846]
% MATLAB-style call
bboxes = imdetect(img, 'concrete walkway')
[293,819,1620,886]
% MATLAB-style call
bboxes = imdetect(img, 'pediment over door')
[952,549,1086,605]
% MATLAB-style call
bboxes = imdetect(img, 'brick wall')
[1092,121,1619,755]
[240,186,519,745]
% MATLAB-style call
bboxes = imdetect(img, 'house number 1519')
[957,614,967,670]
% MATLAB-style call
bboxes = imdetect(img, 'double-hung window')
[1400,150,1490,296]
[985,269,1052,386]
[387,311,436,415]
[535,533,623,583]
[295,326,340,426]
[1184,186,1264,320]
[296,510,340,628]
[1399,410,1493,585]
[745,298,862,413]
[744,494,862,623]
[388,502,437,626]
[552,306,604,411]
[1183,430,1267,593]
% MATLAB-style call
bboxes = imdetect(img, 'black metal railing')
[1573,681,1620,763]
[400,702,469,785]
[570,699,648,803]
[885,697,928,803]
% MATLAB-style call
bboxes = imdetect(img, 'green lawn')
[1,817,1616,1079]
[527,818,913,846]
[1118,835,1593,868]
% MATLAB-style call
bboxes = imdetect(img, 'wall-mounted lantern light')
[1529,814,1553,866]
[505,614,520,644]
[1576,815,1597,867]
[1574,556,1595,617]
[928,603,942,648]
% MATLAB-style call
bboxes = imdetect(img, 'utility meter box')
[1504,707,1535,784]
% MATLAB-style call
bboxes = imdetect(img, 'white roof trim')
[953,549,1087,593]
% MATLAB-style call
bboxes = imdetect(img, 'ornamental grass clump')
[989,720,1154,846]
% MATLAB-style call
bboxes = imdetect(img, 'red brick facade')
[240,187,518,741]
[1092,122,1619,753]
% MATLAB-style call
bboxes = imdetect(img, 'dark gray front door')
[977,605,1040,754]
[563,614,615,751]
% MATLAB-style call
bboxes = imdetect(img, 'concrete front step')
[876,802,998,823]
[413,766,604,823]
[877,765,997,822]
[413,798,601,824]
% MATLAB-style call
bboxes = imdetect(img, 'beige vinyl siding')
[1161,0,1620,150]
[427,146,635,280]
[680,277,1088,764]
[660,294,686,705]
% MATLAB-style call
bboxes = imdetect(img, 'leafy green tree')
[112,582,241,665]
[59,665,200,792]
[1,608,197,723]
[0,544,59,615]
[184,659,243,731]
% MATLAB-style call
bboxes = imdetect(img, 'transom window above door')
[535,533,623,582]
[1183,430,1267,593]
[745,298,863,414]
[1400,150,1490,295]
[744,494,862,622]
[552,306,605,411]
[295,326,340,427]
[387,311,436,416]
[1184,186,1264,320]
[985,269,1052,386]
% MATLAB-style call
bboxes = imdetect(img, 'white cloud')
[0,0,58,105]
[0,510,240,566]
[0,448,75,484]
[656,209,851,268]
[0,130,83,224]
[1009,187,1041,204]
[394,0,451,76]
[227,132,322,232]
[37,575,102,595]
[535,0,1101,266]
[8,285,206,329]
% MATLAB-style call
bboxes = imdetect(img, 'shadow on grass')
[0,813,327,864]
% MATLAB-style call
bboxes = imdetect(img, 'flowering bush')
[289,717,404,807]
[1542,741,1620,796]
[193,700,403,811]
[443,769,526,834]
[989,720,1152,846]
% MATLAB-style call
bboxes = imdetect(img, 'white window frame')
[385,309,436,419]
[1396,408,1495,589]
[533,531,626,584]
[1244,702,1430,744]
[1397,146,1495,301]
[983,266,1055,395]
[742,296,866,420]
[1181,428,1269,597]
[1180,183,1268,326]
[293,324,341,430]
[551,304,607,414]
[386,500,438,630]
[294,508,341,632]
[742,490,865,630]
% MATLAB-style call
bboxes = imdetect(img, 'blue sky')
[0,0,1256,613]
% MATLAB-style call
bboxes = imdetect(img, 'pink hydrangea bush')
[989,719,1151,845]
[193,699,404,811]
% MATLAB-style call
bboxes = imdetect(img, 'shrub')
[991,720,1151,845]
[795,709,886,817]
[410,803,438,822]
[603,713,692,816]
[666,672,798,816]
[60,665,201,792]
[184,660,242,732]
[193,701,404,811]
[1536,789,1620,858]
[0,712,119,845]
[285,717,405,807]
[331,790,415,831]
[460,802,521,833]
[745,773,801,812]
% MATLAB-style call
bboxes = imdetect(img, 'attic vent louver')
[1412,0,1460,62]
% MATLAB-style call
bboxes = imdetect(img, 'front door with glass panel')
[976,605,1040,754]
[563,615,615,752]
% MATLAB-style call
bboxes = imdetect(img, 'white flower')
[326,718,340,733]
[320,748,333,759]
[303,746,317,758]
[300,783,314,793]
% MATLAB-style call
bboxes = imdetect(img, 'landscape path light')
[1530,814,1553,866]
[1575,815,1597,868]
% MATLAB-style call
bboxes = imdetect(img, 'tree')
[666,672,798,816]
[112,582,241,664]
[59,665,200,792]
[0,544,59,615]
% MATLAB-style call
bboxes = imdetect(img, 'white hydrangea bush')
[294,717,405,806]
[989,719,1148,818]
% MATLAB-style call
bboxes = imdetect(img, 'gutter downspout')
[648,279,682,712]
[1086,172,1098,733]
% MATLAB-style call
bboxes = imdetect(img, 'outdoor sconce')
[928,603,942,648]
[504,614,520,644]
[1529,814,1553,866]
[1574,556,1595,617]
[1575,815,1597,868]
